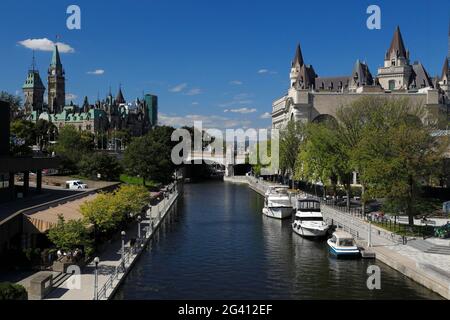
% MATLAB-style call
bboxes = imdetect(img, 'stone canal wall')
[225,175,450,300]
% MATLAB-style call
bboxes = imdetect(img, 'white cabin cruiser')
[262,186,293,219]
[327,230,360,258]
[292,199,329,238]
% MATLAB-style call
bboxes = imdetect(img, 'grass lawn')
[119,174,159,188]
[372,221,434,237]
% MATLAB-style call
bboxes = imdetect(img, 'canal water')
[115,181,441,299]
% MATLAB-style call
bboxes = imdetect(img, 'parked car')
[65,180,88,190]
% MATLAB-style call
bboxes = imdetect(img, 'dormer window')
[391,60,396,66]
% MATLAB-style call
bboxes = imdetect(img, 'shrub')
[0,282,28,300]
[47,215,92,253]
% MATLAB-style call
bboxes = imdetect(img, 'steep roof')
[386,26,408,59]
[296,64,317,89]
[352,60,373,86]
[116,87,126,104]
[51,45,62,67]
[410,62,433,89]
[441,57,449,80]
[315,76,350,91]
[292,44,304,67]
[22,70,45,90]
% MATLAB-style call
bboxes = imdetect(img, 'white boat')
[327,230,360,258]
[292,199,329,238]
[262,185,293,219]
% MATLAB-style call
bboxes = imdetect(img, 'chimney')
[0,100,10,156]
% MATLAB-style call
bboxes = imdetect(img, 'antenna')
[31,50,36,71]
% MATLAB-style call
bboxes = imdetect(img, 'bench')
[28,272,53,300]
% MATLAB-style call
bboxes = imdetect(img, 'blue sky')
[0,0,449,129]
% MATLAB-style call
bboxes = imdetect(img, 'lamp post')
[94,257,100,300]
[137,215,142,240]
[121,231,126,270]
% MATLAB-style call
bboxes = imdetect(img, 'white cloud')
[192,102,199,105]
[186,88,202,96]
[87,69,105,75]
[18,38,75,53]
[65,93,77,101]
[258,68,277,75]
[224,108,257,114]
[260,112,271,119]
[229,80,243,85]
[158,113,251,129]
[169,83,187,93]
[218,93,254,108]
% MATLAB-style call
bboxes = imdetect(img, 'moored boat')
[292,198,329,238]
[327,230,360,258]
[262,185,293,219]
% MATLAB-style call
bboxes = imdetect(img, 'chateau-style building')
[272,26,450,128]
[23,45,158,137]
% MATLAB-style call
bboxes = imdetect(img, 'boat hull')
[327,239,360,258]
[262,206,293,219]
[292,223,328,238]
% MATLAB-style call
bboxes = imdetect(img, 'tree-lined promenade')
[275,96,449,226]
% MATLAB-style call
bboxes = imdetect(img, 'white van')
[66,180,88,190]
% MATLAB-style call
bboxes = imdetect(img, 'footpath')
[41,183,180,300]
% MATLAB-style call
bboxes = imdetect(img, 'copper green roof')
[22,70,45,90]
[51,45,62,67]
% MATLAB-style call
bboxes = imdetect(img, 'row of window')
[0,174,10,189]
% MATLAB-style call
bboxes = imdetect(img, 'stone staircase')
[52,272,72,288]
[408,239,450,255]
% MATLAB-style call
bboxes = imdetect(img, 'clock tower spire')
[47,44,65,113]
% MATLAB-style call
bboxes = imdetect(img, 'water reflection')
[114,181,441,300]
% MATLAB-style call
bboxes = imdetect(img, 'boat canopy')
[333,230,354,240]
[297,199,320,212]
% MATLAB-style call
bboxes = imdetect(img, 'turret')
[290,44,304,87]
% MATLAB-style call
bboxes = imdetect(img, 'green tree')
[250,139,272,177]
[52,125,95,172]
[299,120,355,207]
[35,119,57,151]
[279,119,305,188]
[78,153,122,181]
[0,91,22,119]
[10,120,36,146]
[122,126,176,185]
[0,282,27,300]
[47,215,92,252]
[112,185,149,218]
[352,99,449,225]
[80,193,124,236]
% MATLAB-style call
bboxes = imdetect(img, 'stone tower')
[22,52,45,113]
[47,44,65,113]
[377,26,413,91]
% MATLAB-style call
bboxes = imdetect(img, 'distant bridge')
[184,151,247,176]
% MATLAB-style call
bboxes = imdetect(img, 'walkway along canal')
[45,182,181,300]
[114,180,441,299]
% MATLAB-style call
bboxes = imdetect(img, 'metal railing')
[96,185,179,300]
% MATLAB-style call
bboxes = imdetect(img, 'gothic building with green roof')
[23,44,158,138]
